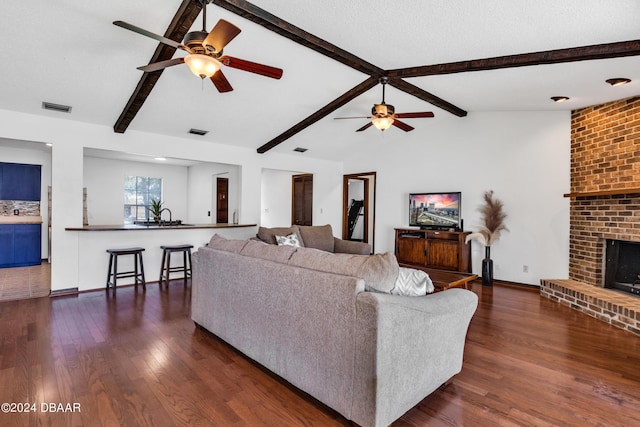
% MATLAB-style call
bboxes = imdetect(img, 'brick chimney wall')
[569,96,640,287]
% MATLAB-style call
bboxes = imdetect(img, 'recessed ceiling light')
[605,78,631,87]
[154,157,167,161]
[188,128,209,136]
[551,96,570,103]
[46,143,53,147]
[42,101,72,113]
[293,147,308,153]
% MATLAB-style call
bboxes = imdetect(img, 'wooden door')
[292,174,313,226]
[216,177,228,223]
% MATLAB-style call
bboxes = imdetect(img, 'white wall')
[344,111,571,286]
[0,138,52,258]
[260,168,295,227]
[187,162,240,224]
[83,156,189,225]
[0,108,343,291]
[0,107,571,289]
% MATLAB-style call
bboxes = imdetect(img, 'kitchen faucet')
[159,208,172,225]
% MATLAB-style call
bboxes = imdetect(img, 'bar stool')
[106,247,146,296]
[159,244,193,286]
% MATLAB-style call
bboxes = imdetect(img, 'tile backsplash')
[0,200,41,216]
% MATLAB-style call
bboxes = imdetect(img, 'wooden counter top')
[65,223,256,231]
[0,215,43,224]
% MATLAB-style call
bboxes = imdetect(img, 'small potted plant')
[148,199,163,222]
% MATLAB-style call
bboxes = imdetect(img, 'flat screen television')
[409,192,462,230]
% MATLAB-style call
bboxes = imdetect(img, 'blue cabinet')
[0,224,41,268]
[0,162,41,201]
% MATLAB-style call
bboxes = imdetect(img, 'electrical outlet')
[523,265,529,273]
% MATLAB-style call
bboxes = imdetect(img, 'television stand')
[394,228,471,273]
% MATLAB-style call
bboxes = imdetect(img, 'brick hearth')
[541,279,640,336]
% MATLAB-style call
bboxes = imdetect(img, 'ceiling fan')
[335,77,434,132]
[113,0,283,93]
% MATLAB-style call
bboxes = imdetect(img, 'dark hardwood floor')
[0,280,638,426]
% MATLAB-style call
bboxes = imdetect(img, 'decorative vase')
[482,246,493,286]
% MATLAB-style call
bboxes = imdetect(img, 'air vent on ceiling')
[293,147,308,153]
[42,102,72,113]
[188,128,209,136]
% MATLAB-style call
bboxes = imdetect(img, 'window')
[124,176,162,223]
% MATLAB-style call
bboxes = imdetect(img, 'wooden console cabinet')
[394,228,471,273]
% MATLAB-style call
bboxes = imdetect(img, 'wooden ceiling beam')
[210,0,384,76]
[388,78,467,117]
[387,40,640,78]
[113,0,203,134]
[256,77,379,154]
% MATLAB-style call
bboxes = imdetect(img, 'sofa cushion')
[391,267,435,296]
[240,239,298,263]
[288,247,398,293]
[297,224,335,252]
[207,233,248,253]
[276,233,302,247]
[257,226,305,246]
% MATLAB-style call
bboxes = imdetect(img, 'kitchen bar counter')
[0,215,43,224]
[64,222,257,292]
[65,223,256,231]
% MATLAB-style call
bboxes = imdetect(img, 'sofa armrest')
[352,289,478,427]
[333,237,371,254]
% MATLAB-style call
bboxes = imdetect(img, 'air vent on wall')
[293,147,308,153]
[188,128,209,136]
[42,102,72,113]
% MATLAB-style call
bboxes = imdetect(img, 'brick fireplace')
[540,95,640,336]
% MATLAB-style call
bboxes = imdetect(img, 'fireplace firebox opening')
[604,239,640,296]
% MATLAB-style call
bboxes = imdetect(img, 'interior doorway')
[292,174,313,226]
[343,172,376,252]
[216,177,228,223]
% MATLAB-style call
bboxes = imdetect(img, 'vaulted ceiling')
[1,1,639,160]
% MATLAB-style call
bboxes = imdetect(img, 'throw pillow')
[276,233,301,247]
[391,267,435,296]
[296,224,335,252]
[256,226,305,246]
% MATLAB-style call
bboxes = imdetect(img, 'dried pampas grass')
[465,190,508,246]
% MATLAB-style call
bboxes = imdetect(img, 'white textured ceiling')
[1,1,639,160]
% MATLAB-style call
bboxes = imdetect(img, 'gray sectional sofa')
[191,234,478,427]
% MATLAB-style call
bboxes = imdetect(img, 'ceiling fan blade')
[334,116,371,120]
[210,69,234,92]
[392,119,414,132]
[220,56,283,79]
[203,19,242,53]
[113,21,186,51]
[394,111,435,119]
[356,122,374,132]
[137,57,185,72]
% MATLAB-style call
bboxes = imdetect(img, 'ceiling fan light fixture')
[184,54,220,78]
[605,78,631,87]
[372,116,394,131]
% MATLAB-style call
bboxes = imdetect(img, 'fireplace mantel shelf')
[564,188,640,198]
